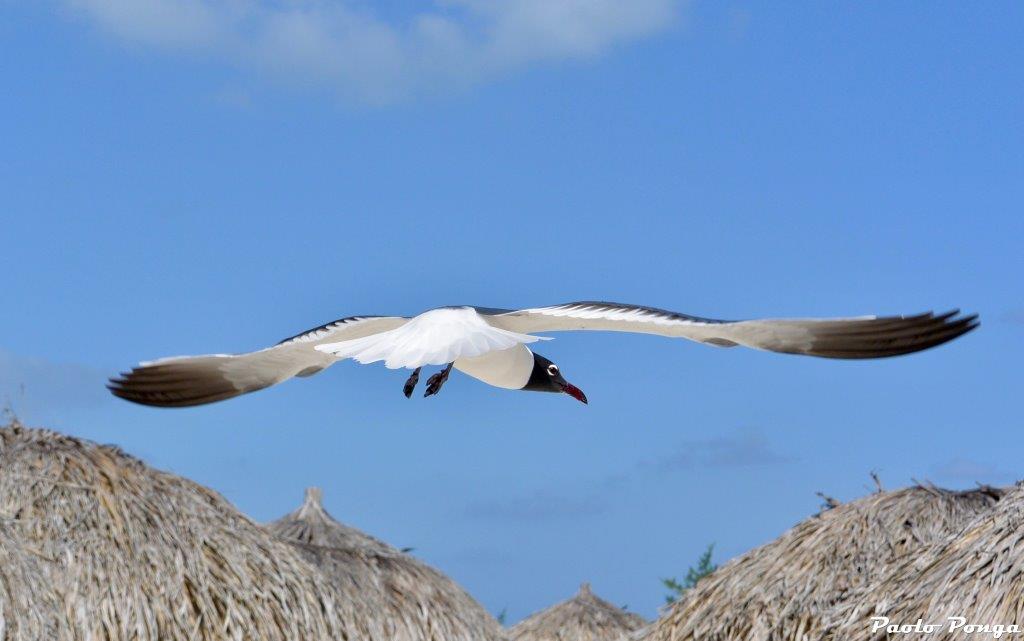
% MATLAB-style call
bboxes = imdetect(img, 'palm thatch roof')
[0,520,72,641]
[267,487,507,641]
[0,421,346,640]
[828,481,1024,640]
[509,582,647,641]
[640,483,1004,641]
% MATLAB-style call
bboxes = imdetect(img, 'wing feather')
[486,302,978,359]
[108,316,407,407]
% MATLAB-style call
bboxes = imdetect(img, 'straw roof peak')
[268,487,506,641]
[305,485,324,506]
[270,486,396,555]
[295,486,333,522]
[510,582,646,641]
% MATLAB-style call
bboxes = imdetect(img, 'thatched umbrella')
[508,582,647,641]
[0,422,346,640]
[829,481,1024,640]
[267,487,507,641]
[640,484,1004,641]
[0,520,72,641]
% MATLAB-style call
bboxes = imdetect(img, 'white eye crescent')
[547,364,559,375]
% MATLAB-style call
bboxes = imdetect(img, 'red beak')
[560,382,588,404]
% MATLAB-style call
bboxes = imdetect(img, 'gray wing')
[485,301,978,359]
[108,316,408,408]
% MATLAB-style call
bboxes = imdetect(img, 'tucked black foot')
[424,363,454,397]
[403,367,422,398]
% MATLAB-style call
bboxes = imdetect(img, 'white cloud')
[61,0,680,102]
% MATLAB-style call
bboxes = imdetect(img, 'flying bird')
[108,302,978,408]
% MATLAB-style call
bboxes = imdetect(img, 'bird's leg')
[403,367,422,398]
[424,363,454,397]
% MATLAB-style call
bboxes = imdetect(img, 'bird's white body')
[314,307,548,370]
[453,344,535,390]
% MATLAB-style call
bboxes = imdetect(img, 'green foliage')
[662,543,717,604]
[496,608,507,625]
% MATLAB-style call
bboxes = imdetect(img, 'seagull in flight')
[108,302,977,408]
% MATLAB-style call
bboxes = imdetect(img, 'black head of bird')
[522,353,588,404]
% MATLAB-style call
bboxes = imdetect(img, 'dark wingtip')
[807,309,980,359]
[105,361,248,408]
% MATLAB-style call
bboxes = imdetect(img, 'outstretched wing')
[314,307,549,369]
[485,301,978,359]
[108,316,407,407]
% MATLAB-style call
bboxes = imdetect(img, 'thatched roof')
[509,582,647,641]
[0,520,72,641]
[267,487,507,641]
[640,483,1004,641]
[0,422,346,640]
[828,481,1024,640]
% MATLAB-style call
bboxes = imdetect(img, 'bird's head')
[522,353,587,404]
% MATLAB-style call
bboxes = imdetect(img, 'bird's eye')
[547,364,558,376]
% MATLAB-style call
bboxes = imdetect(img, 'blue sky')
[1,0,1022,622]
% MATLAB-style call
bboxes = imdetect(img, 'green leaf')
[663,543,717,603]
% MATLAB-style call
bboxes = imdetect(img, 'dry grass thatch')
[509,582,647,641]
[828,481,1024,640]
[640,483,1004,641]
[267,487,507,641]
[0,421,346,641]
[0,520,72,641]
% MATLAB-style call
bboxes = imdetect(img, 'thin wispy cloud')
[1003,309,1024,325]
[461,428,788,523]
[61,0,681,103]
[931,458,1015,484]
[211,84,253,109]
[0,349,107,420]
[644,427,793,471]
[726,7,752,42]
[465,488,608,521]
